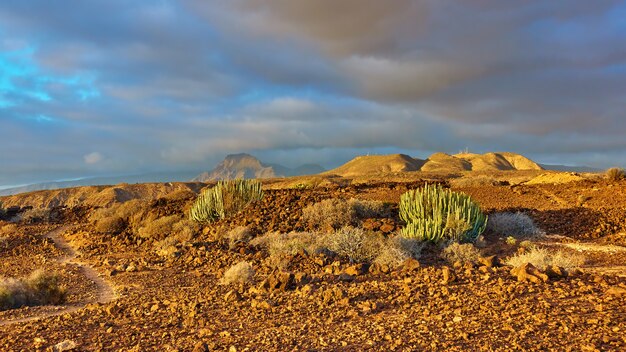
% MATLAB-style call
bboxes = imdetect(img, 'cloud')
[0,0,625,186]
[84,152,103,165]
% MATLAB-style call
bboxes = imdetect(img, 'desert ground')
[1,169,626,351]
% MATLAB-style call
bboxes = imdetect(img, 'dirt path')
[0,227,116,326]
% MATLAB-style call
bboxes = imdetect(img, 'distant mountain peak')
[192,154,325,182]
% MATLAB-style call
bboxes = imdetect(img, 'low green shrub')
[399,184,487,243]
[189,179,263,223]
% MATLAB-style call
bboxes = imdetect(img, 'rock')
[224,290,242,302]
[344,264,366,276]
[442,266,455,284]
[606,286,626,297]
[126,264,138,273]
[262,271,295,292]
[338,273,354,282]
[380,223,395,233]
[401,258,420,272]
[479,255,499,268]
[192,342,208,352]
[510,263,548,283]
[545,265,567,279]
[52,340,77,351]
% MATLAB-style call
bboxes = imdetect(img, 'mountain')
[323,154,426,177]
[192,153,326,182]
[0,171,200,196]
[326,152,542,177]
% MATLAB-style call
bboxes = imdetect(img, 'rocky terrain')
[1,169,625,351]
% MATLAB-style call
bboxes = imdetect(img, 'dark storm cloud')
[1,0,625,186]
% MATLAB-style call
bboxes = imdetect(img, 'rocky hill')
[192,153,325,182]
[326,152,542,176]
[322,154,425,177]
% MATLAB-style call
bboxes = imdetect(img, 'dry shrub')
[220,261,255,285]
[90,200,147,234]
[223,226,252,249]
[441,242,482,264]
[137,215,181,240]
[153,219,200,257]
[505,247,585,270]
[251,231,321,258]
[0,270,66,310]
[95,217,126,234]
[606,167,626,181]
[319,226,382,263]
[487,212,543,238]
[302,198,390,231]
[18,208,53,224]
[374,236,424,268]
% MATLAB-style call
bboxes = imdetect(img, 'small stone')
[452,316,462,323]
[338,273,355,282]
[53,340,77,352]
[401,258,420,272]
[192,342,208,352]
[479,255,498,268]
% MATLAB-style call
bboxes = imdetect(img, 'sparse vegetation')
[441,242,482,264]
[137,215,181,240]
[0,202,6,220]
[90,200,147,234]
[220,261,255,285]
[319,226,381,263]
[189,179,263,223]
[17,208,54,224]
[373,235,424,268]
[505,247,585,270]
[487,212,543,238]
[251,231,321,259]
[0,270,66,310]
[153,219,200,257]
[606,167,626,181]
[302,198,390,231]
[399,184,487,243]
[223,226,252,249]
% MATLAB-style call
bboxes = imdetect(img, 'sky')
[1,0,625,187]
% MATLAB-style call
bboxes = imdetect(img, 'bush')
[153,219,200,257]
[251,231,321,258]
[319,226,382,263]
[189,179,263,223]
[0,202,5,220]
[137,215,181,240]
[90,200,147,234]
[220,261,255,285]
[18,208,53,224]
[487,212,543,238]
[0,270,66,310]
[505,247,585,270]
[95,216,127,234]
[606,167,626,181]
[223,226,252,249]
[374,236,424,268]
[302,198,390,231]
[399,184,487,243]
[441,242,482,264]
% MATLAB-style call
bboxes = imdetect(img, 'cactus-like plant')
[189,179,263,223]
[399,183,487,243]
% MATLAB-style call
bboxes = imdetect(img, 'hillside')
[327,152,542,176]
[323,154,425,177]
[193,153,325,182]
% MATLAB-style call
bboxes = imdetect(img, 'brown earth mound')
[526,172,586,185]
[323,154,426,177]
